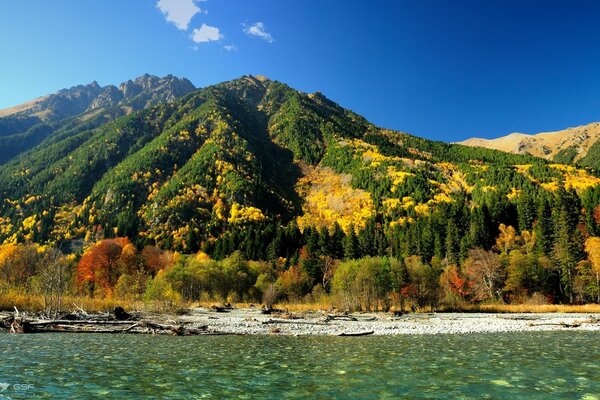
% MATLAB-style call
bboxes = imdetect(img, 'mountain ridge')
[457,122,600,168]
[0,74,196,164]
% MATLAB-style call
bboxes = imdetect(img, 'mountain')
[458,122,600,168]
[0,74,195,164]
[2,74,600,265]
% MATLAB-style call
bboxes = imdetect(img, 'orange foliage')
[77,237,135,297]
[440,265,472,299]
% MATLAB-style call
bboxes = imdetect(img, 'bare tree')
[464,248,505,301]
[37,248,69,317]
[320,255,338,291]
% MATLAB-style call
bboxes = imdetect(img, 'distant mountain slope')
[2,74,600,261]
[458,122,600,167]
[0,74,196,164]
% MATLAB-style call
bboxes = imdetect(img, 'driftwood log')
[339,331,374,337]
[0,308,228,336]
[325,314,358,322]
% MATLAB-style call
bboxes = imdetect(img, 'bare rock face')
[1,74,197,124]
[89,85,124,110]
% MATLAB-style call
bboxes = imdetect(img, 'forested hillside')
[2,75,600,309]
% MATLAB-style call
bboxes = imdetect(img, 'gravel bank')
[176,308,600,336]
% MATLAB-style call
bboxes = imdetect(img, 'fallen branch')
[261,319,327,326]
[325,314,357,322]
[339,331,374,337]
[529,322,581,328]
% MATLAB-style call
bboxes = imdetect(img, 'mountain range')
[0,74,195,164]
[1,74,600,262]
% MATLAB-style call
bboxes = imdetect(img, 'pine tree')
[517,190,535,232]
[445,220,460,264]
[358,219,376,257]
[343,224,359,259]
[469,205,492,249]
[330,222,345,259]
[552,209,584,303]
[535,196,553,255]
[318,226,330,256]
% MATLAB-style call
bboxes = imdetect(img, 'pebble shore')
[177,308,600,336]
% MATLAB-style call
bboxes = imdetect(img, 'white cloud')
[192,24,223,43]
[224,44,237,52]
[243,22,274,43]
[156,0,201,30]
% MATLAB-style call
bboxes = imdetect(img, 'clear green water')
[0,332,598,399]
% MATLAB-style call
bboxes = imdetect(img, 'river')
[0,332,598,399]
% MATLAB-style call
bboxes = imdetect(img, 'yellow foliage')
[342,138,405,167]
[507,187,521,200]
[228,203,266,224]
[541,181,559,192]
[387,166,415,192]
[383,196,418,214]
[24,195,40,205]
[297,167,375,233]
[0,217,13,237]
[584,237,600,275]
[563,169,600,192]
[496,224,518,254]
[382,198,401,213]
[196,251,211,262]
[177,129,191,141]
[213,198,226,220]
[21,215,40,241]
[432,193,453,203]
[549,164,575,173]
[22,215,37,230]
[513,164,533,174]
[389,217,414,228]
[413,203,430,216]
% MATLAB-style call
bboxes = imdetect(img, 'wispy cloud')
[156,0,201,30]
[243,22,274,43]
[224,44,238,52]
[192,24,223,43]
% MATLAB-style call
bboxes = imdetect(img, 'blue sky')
[2,1,600,142]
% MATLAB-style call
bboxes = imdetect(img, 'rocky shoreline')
[2,308,600,336]
[177,308,600,336]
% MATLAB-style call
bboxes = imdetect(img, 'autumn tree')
[77,237,134,297]
[276,265,311,302]
[584,236,600,302]
[463,248,505,302]
[404,256,440,309]
[439,264,471,305]
[0,243,40,290]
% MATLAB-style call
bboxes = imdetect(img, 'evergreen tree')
[445,220,460,264]
[358,219,376,257]
[552,212,579,303]
[535,195,554,256]
[469,205,492,249]
[517,190,535,232]
[330,222,345,259]
[343,224,359,259]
